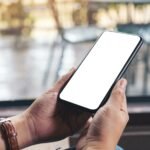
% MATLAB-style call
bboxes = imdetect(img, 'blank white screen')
[60,31,140,110]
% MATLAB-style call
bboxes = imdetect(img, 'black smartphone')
[58,31,143,112]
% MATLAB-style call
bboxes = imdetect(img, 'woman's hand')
[22,69,91,145]
[8,70,128,150]
[76,79,129,150]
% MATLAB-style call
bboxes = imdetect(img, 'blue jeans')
[116,145,124,150]
[66,145,124,150]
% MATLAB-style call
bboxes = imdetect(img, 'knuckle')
[112,88,124,98]
[102,105,113,116]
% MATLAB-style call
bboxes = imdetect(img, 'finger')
[108,78,127,109]
[113,78,127,92]
[52,68,76,91]
[79,117,93,138]
[83,117,93,129]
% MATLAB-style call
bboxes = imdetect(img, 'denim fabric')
[116,145,124,150]
[66,145,124,150]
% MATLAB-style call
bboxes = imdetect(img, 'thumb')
[108,78,127,108]
[52,68,76,91]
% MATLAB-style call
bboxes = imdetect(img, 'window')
[0,0,150,103]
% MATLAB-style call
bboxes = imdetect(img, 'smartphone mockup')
[58,31,143,112]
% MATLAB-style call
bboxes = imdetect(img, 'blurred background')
[0,0,150,149]
[0,0,150,100]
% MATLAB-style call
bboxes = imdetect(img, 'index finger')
[52,68,76,91]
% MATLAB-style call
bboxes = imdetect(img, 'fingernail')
[119,79,127,90]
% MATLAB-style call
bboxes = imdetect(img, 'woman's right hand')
[77,79,129,150]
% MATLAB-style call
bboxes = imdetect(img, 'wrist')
[10,112,36,149]
[0,132,6,150]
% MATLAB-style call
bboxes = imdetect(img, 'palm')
[27,69,91,142]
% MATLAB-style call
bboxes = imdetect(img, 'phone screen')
[59,31,142,110]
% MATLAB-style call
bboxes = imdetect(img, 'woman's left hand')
[22,69,91,145]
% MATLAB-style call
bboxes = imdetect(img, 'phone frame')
[58,31,143,113]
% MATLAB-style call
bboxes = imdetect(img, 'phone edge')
[58,33,143,113]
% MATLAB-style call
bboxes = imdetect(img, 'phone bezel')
[58,31,143,113]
